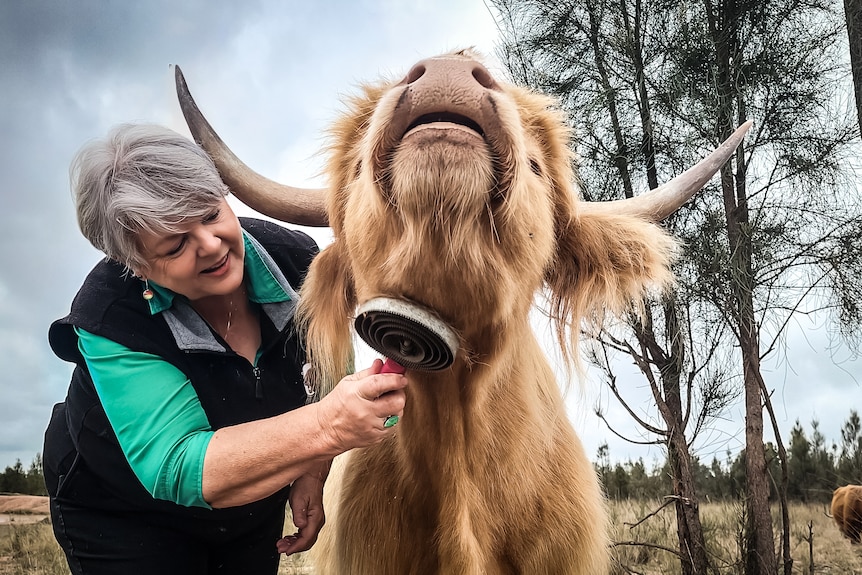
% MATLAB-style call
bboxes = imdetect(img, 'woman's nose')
[195,228,221,254]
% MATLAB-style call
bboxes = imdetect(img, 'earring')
[142,279,154,301]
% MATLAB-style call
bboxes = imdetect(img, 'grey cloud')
[0,1,269,467]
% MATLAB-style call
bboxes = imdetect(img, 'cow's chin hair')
[341,146,550,343]
[384,142,510,273]
[385,139,497,261]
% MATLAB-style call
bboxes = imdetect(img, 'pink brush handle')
[380,358,406,374]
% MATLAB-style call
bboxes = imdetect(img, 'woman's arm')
[201,359,405,508]
[77,328,406,509]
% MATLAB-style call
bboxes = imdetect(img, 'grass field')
[1,498,859,574]
[608,499,862,574]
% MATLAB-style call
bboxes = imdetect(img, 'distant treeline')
[0,454,47,496]
[597,410,862,503]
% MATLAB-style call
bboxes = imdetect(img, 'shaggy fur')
[299,50,679,574]
[832,485,862,544]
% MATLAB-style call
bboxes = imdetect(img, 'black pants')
[50,497,285,575]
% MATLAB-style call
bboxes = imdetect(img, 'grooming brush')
[354,297,459,372]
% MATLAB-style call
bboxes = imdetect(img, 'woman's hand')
[202,360,407,509]
[315,359,408,452]
[276,462,329,555]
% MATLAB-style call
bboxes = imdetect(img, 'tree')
[0,460,28,494]
[595,442,613,493]
[702,456,733,500]
[491,1,862,574]
[654,4,862,568]
[808,420,838,501]
[847,0,862,132]
[26,453,47,496]
[493,1,736,572]
[787,421,816,501]
[0,454,46,496]
[838,409,862,482]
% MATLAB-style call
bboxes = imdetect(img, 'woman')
[43,123,407,574]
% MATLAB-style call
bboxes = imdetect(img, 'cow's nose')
[403,56,500,91]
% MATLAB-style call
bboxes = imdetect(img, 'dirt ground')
[0,496,49,514]
[0,495,49,524]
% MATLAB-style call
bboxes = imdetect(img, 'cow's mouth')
[402,112,485,139]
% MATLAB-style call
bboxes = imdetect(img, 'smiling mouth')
[202,254,229,274]
[403,112,484,139]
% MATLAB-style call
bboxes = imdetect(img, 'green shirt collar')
[145,229,292,315]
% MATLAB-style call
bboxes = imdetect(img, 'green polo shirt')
[75,230,294,509]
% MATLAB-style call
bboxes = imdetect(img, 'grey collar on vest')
[162,233,299,353]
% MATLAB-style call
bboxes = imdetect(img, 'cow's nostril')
[472,66,496,89]
[405,64,426,84]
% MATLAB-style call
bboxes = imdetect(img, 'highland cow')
[175,49,749,574]
[832,485,862,544]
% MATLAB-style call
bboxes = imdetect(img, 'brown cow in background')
[175,49,749,574]
[833,485,862,543]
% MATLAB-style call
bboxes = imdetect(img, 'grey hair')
[71,123,230,273]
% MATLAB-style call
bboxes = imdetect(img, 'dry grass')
[609,499,862,575]
[0,519,313,575]
[1,499,859,574]
[279,551,313,575]
[0,522,68,575]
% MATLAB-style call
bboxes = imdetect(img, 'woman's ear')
[544,210,679,364]
[130,262,150,280]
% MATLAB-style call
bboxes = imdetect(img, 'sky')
[1,0,860,473]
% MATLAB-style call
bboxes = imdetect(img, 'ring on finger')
[383,415,400,428]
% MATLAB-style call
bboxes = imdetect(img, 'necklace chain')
[199,288,242,341]
[224,295,233,338]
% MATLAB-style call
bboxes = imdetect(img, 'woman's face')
[136,198,245,302]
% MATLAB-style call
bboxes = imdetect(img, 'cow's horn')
[174,65,329,227]
[580,121,752,221]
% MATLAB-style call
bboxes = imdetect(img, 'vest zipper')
[253,366,264,399]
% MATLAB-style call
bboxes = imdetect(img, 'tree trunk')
[727,99,777,575]
[615,2,713,567]
[635,299,712,575]
[662,301,710,575]
[760,373,793,575]
[740,329,776,575]
[847,0,862,134]
[584,0,634,198]
[705,0,778,570]
[668,435,710,575]
[723,106,777,575]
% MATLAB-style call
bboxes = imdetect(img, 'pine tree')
[492,1,862,572]
[838,410,862,483]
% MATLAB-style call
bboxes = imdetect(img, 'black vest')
[44,218,318,537]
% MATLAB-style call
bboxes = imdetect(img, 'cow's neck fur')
[312,313,609,574]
